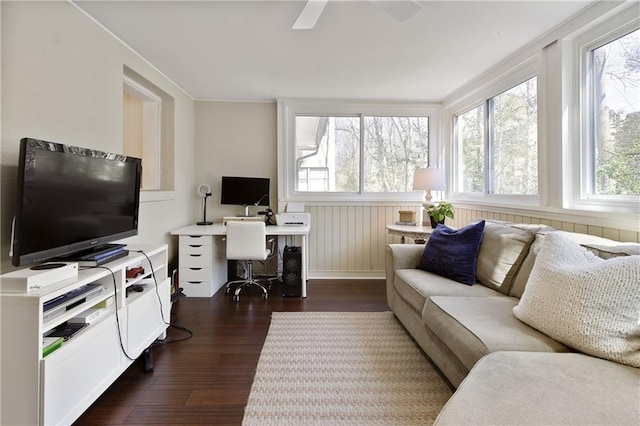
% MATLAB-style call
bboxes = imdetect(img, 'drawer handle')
[189,267,202,271]
[187,281,203,284]
[188,235,203,238]
[189,254,202,257]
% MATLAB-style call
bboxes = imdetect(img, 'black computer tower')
[282,246,302,297]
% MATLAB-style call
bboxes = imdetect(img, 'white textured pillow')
[513,232,640,367]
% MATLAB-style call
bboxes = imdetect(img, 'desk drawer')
[180,266,211,282]
[180,235,212,247]
[180,280,213,297]
[180,245,211,265]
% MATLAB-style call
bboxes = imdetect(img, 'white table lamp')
[413,168,446,225]
[413,168,446,204]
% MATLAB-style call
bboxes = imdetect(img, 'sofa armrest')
[385,244,424,308]
[385,244,424,275]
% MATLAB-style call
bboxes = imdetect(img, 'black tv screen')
[220,176,270,207]
[12,138,142,266]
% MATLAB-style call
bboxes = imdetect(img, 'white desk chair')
[224,221,271,302]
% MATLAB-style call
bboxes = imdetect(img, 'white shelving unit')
[0,244,171,426]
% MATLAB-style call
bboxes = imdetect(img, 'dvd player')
[43,284,106,322]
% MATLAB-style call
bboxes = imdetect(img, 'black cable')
[131,250,170,326]
[131,250,193,344]
[87,265,136,361]
[150,322,193,347]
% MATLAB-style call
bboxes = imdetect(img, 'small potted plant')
[425,201,455,228]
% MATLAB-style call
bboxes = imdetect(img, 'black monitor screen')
[220,176,270,207]
[12,138,142,266]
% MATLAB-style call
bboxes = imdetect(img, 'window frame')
[278,99,441,204]
[451,59,541,207]
[568,12,640,213]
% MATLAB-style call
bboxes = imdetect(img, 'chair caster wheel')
[262,293,268,300]
[225,287,231,295]
[233,295,240,302]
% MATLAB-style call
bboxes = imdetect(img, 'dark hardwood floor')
[74,279,389,425]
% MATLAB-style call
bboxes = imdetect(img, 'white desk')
[171,223,310,297]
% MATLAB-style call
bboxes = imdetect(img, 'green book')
[42,337,64,358]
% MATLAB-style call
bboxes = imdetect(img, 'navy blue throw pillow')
[418,220,486,285]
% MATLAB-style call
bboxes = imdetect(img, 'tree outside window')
[456,105,485,193]
[591,28,640,196]
[294,115,429,193]
[455,77,538,196]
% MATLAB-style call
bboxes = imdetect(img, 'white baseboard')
[309,271,385,280]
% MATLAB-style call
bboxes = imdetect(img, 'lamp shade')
[412,168,446,191]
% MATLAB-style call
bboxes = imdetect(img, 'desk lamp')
[197,183,213,225]
[413,168,446,226]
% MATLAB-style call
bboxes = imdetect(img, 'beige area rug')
[242,311,452,425]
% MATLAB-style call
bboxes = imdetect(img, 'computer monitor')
[220,176,270,217]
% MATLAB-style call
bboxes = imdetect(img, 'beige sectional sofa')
[385,220,640,424]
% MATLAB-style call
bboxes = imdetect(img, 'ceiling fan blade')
[292,0,329,30]
[371,0,423,23]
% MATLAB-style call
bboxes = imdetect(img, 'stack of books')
[395,221,417,226]
[42,336,64,357]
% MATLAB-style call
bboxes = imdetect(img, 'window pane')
[456,106,485,193]
[363,116,429,192]
[492,77,538,195]
[592,28,640,196]
[295,116,360,192]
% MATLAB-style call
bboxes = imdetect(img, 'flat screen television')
[220,176,270,217]
[11,138,142,267]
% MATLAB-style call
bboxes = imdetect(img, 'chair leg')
[231,261,269,302]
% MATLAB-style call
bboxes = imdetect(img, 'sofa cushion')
[475,221,540,295]
[513,232,640,367]
[434,352,640,425]
[394,269,500,314]
[510,228,640,298]
[418,220,485,285]
[423,296,569,371]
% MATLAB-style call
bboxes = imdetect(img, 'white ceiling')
[75,0,593,102]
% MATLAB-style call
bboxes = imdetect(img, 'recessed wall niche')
[122,66,175,192]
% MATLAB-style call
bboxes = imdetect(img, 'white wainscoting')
[305,204,639,279]
[306,205,421,279]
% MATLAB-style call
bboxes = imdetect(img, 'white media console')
[0,244,171,425]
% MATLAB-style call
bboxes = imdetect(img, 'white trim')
[309,271,385,280]
[123,76,161,103]
[453,201,640,233]
[566,7,640,213]
[140,190,175,203]
[278,98,442,207]
[449,70,540,203]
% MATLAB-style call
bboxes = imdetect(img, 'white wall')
[194,101,277,221]
[0,1,196,273]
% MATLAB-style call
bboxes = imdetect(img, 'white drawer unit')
[0,244,170,426]
[179,235,215,297]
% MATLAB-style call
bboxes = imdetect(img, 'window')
[456,105,485,193]
[281,100,439,201]
[587,28,640,197]
[295,116,360,192]
[363,116,429,192]
[455,77,538,197]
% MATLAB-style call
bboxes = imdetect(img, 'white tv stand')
[0,244,171,425]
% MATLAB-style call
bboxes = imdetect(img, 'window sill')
[140,190,175,203]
